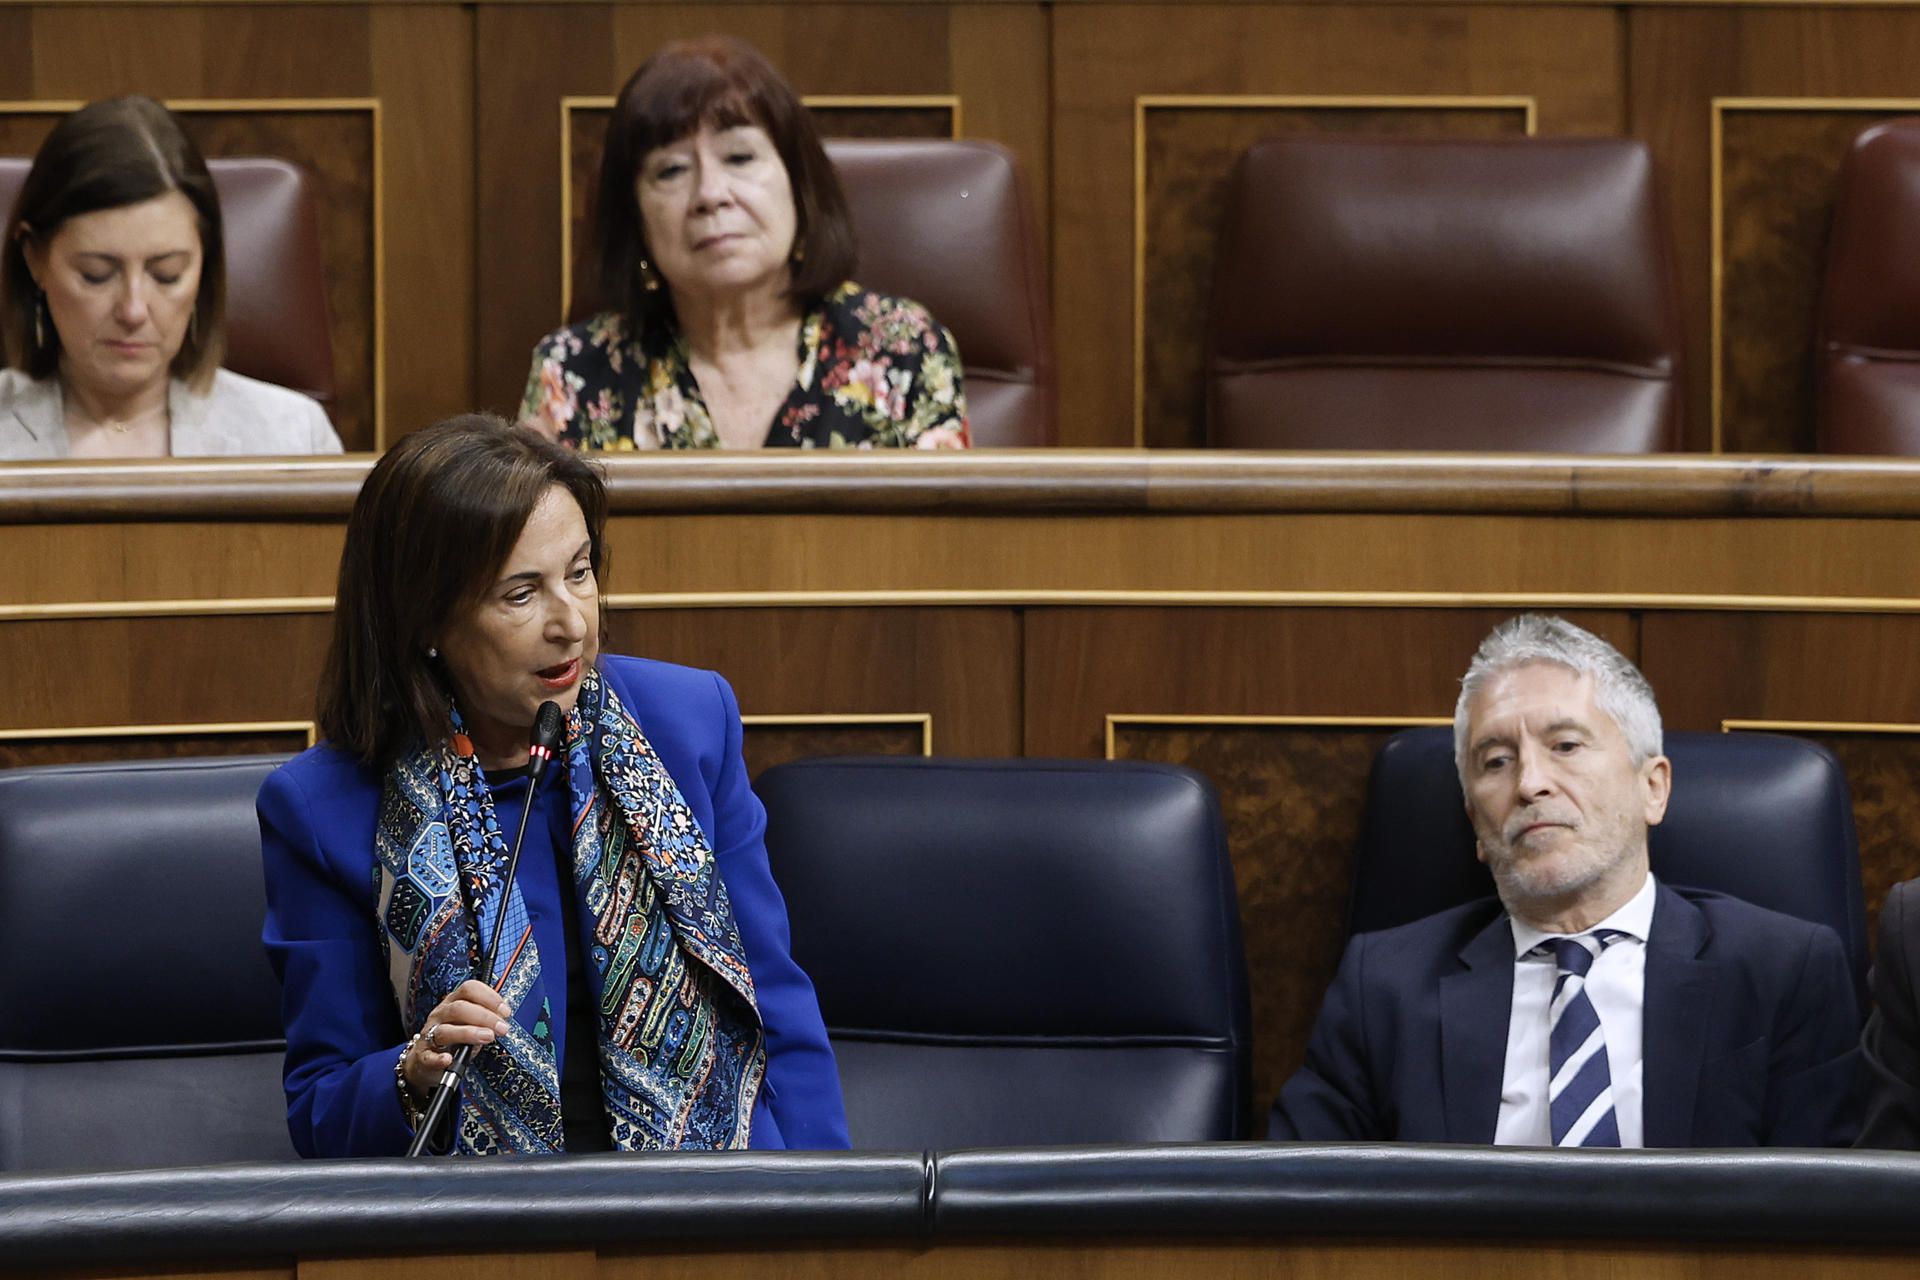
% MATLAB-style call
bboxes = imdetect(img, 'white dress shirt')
[1494,872,1658,1147]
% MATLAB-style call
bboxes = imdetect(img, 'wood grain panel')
[0,614,332,729]
[1054,3,1623,447]
[1110,720,1406,1119]
[474,3,1047,420]
[198,6,369,99]
[1140,102,1527,450]
[0,10,31,99]
[302,1254,592,1280]
[1787,730,1920,948]
[596,1241,1920,1280]
[25,6,210,98]
[605,605,1019,757]
[474,4,614,417]
[1628,6,1920,451]
[1640,611,1920,949]
[33,1241,1920,1280]
[0,522,344,605]
[743,719,926,779]
[1718,105,1918,454]
[372,5,474,446]
[0,727,308,768]
[66,1268,291,1280]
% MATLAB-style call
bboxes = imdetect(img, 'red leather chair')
[0,156,335,408]
[1816,118,1920,455]
[825,140,1053,447]
[1207,137,1682,452]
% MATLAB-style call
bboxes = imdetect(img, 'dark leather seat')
[1207,137,1682,451]
[824,140,1054,447]
[0,755,295,1171]
[756,757,1251,1147]
[1347,727,1868,1005]
[0,157,335,408]
[1816,118,1920,454]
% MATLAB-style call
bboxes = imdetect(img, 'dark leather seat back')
[0,755,295,1171]
[1208,137,1682,451]
[1348,727,1868,1004]
[757,757,1251,1147]
[822,140,1054,447]
[0,156,335,406]
[1816,118,1920,454]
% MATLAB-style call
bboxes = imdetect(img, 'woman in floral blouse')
[520,37,968,451]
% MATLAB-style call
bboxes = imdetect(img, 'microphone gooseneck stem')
[405,723,560,1158]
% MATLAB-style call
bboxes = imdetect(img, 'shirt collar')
[1508,870,1658,958]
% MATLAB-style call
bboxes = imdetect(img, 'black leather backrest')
[1349,728,1868,1003]
[757,757,1252,1147]
[0,755,295,1170]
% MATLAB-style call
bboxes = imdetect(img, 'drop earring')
[638,258,660,294]
[33,291,47,351]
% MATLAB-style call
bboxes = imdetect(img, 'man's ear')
[1641,754,1673,827]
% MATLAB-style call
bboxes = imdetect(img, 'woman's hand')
[402,979,513,1095]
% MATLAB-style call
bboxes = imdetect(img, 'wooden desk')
[6,450,1919,1114]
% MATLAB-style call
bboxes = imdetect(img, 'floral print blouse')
[520,281,969,450]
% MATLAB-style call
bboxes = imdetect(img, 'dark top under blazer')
[1859,878,1920,1148]
[1270,880,1861,1146]
[259,654,850,1157]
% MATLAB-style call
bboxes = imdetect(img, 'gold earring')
[638,258,660,294]
[791,242,805,265]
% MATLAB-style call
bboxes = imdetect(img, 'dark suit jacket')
[1858,878,1920,1147]
[1270,881,1861,1146]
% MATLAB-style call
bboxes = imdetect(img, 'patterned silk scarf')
[373,666,765,1153]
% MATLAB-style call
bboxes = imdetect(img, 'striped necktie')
[1542,929,1629,1148]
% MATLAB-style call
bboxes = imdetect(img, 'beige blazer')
[0,367,343,459]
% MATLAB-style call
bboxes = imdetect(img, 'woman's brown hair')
[318,414,610,768]
[2,96,227,391]
[595,35,856,342]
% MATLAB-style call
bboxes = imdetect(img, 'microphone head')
[529,701,565,762]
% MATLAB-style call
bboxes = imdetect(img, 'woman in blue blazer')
[259,414,848,1157]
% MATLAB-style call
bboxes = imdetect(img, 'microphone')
[407,700,566,1157]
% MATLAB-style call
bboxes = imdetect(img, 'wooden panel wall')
[11,3,1920,450]
[12,476,1920,1127]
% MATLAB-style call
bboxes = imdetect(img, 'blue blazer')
[260,655,851,1157]
[1270,881,1861,1146]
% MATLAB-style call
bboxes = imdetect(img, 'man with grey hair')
[1270,614,1859,1146]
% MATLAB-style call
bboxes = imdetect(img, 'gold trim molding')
[17,587,1920,622]
[559,94,962,322]
[1130,93,1539,449]
[1105,711,1450,759]
[1723,718,1920,735]
[743,712,933,754]
[0,719,318,747]
[1708,96,1920,454]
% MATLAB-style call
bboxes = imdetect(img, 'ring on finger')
[425,1023,444,1052]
